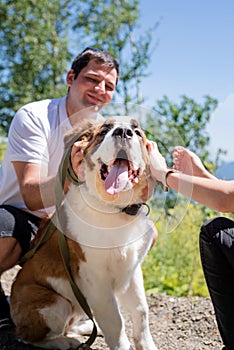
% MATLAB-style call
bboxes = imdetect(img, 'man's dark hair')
[71,47,119,86]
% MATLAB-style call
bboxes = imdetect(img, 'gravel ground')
[1,267,223,350]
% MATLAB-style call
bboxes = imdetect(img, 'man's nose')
[94,81,105,93]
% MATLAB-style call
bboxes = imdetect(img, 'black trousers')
[200,217,234,350]
[0,205,40,255]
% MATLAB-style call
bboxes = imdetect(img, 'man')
[0,47,119,329]
[149,142,234,350]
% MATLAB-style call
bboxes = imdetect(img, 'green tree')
[143,95,220,213]
[0,0,71,134]
[71,0,158,110]
[145,95,218,165]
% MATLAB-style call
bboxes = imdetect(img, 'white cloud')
[207,92,234,161]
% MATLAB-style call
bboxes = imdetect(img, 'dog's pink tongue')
[105,160,129,195]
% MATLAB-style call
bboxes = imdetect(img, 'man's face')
[66,59,117,116]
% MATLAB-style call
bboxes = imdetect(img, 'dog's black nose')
[112,127,133,140]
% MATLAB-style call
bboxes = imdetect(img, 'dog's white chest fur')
[65,184,152,249]
[65,185,154,291]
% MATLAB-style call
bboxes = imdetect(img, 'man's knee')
[0,237,22,273]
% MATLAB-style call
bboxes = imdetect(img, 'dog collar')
[67,152,85,186]
[121,203,150,216]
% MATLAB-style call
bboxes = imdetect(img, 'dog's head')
[65,116,155,207]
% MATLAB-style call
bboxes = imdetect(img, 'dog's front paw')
[33,335,81,350]
[68,318,103,336]
[134,339,158,350]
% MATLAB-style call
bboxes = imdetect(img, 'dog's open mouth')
[100,150,140,195]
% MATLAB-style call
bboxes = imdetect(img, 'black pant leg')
[200,217,234,349]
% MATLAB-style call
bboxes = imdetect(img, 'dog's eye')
[98,127,111,137]
[134,129,143,139]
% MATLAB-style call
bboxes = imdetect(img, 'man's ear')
[66,69,75,87]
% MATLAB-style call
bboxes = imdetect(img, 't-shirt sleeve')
[7,107,49,165]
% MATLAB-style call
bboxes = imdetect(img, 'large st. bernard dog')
[10,116,158,350]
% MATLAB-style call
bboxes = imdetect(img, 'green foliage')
[0,127,7,162]
[0,142,6,163]
[72,0,159,108]
[143,96,220,212]
[153,95,218,164]
[0,0,159,133]
[143,204,233,296]
[143,204,212,297]
[0,0,71,134]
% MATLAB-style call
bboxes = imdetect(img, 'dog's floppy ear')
[64,120,97,150]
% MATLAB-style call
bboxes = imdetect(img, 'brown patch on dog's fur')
[11,228,86,342]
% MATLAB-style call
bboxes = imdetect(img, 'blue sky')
[138,0,234,161]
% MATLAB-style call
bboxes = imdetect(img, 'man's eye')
[106,84,114,91]
[87,77,97,83]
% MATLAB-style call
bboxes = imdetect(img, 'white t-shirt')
[0,97,71,217]
[0,97,102,218]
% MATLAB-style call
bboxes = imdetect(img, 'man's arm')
[12,143,84,212]
[13,161,55,211]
